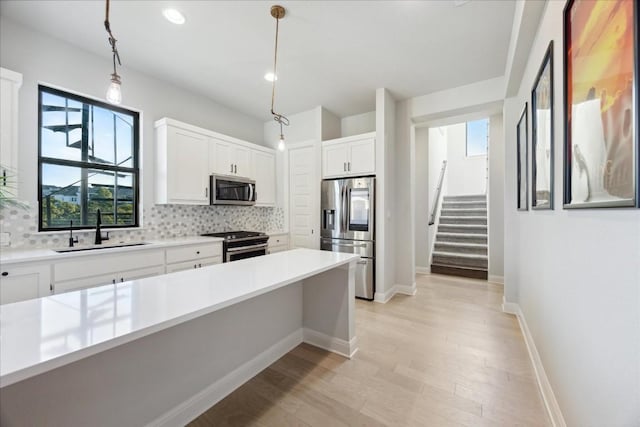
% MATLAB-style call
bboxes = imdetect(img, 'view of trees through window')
[466,118,489,157]
[38,86,139,230]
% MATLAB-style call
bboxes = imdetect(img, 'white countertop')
[0,236,224,265]
[0,248,359,387]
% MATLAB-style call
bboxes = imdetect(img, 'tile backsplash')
[0,203,284,249]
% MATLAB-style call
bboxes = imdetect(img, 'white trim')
[303,328,358,359]
[502,301,566,427]
[374,286,396,303]
[501,295,518,314]
[396,282,417,296]
[148,329,303,427]
[374,282,417,303]
[415,266,430,274]
[488,274,504,284]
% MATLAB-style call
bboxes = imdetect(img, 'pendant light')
[269,5,290,151]
[104,0,122,105]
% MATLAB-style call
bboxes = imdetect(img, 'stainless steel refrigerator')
[320,176,375,300]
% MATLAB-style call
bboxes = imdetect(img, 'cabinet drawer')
[165,243,222,264]
[268,234,289,248]
[166,256,222,273]
[54,265,165,294]
[268,246,289,254]
[0,264,51,304]
[54,249,165,282]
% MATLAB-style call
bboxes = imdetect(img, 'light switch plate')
[0,232,11,247]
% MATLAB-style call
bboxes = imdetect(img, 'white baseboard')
[149,329,303,427]
[502,301,566,427]
[374,282,417,303]
[396,282,417,296]
[415,266,430,275]
[374,287,396,303]
[303,328,358,359]
[488,274,504,284]
[501,296,519,314]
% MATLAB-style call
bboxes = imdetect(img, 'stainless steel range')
[201,231,269,263]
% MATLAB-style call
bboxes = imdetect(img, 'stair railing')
[428,160,447,226]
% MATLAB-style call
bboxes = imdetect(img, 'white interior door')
[288,143,319,249]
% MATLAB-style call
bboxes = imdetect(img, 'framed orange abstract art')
[563,0,638,208]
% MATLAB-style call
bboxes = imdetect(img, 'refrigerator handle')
[342,183,349,232]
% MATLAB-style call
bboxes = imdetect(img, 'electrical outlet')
[0,232,11,247]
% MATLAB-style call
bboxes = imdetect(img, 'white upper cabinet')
[252,150,276,206]
[156,121,210,205]
[210,138,251,177]
[322,133,376,179]
[0,67,23,197]
[155,118,277,205]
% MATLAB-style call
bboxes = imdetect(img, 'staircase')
[431,194,488,280]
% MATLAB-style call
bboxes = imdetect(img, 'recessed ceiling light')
[163,8,186,25]
[264,72,278,82]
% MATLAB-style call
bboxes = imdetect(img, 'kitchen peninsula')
[0,249,359,426]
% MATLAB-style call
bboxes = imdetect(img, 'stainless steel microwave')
[210,175,256,206]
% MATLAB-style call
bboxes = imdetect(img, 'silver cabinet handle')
[348,162,351,171]
[205,187,208,197]
[344,162,346,172]
[234,164,237,174]
[230,163,234,173]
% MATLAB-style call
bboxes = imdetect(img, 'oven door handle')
[226,243,269,254]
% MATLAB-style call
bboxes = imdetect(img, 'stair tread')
[432,251,488,259]
[438,224,487,228]
[431,263,488,271]
[435,242,487,248]
[439,216,487,220]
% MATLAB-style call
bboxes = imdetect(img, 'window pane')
[90,107,135,167]
[41,163,135,229]
[40,92,83,161]
[41,163,82,229]
[466,119,489,156]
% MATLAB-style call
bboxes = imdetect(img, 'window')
[38,86,140,231]
[466,118,489,157]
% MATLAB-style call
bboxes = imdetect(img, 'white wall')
[426,127,448,267]
[414,127,429,271]
[444,123,486,196]
[504,1,640,425]
[488,113,504,282]
[0,17,265,209]
[376,88,396,301]
[321,107,341,141]
[341,111,376,137]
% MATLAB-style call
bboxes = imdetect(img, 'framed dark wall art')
[517,104,528,211]
[563,0,638,208]
[531,41,554,210]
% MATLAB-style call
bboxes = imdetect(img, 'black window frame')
[38,85,140,231]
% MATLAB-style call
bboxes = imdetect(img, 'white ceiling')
[0,0,516,121]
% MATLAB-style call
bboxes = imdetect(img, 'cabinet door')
[121,266,166,282]
[253,150,276,206]
[348,138,375,175]
[55,272,116,294]
[0,264,51,304]
[323,144,349,178]
[0,68,22,198]
[167,127,210,204]
[166,256,221,273]
[233,145,251,177]
[210,138,233,175]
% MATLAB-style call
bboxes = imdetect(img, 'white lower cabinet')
[268,233,290,254]
[0,263,51,305]
[54,266,165,294]
[53,249,165,294]
[165,242,222,273]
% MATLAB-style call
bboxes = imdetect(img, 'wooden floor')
[189,274,550,426]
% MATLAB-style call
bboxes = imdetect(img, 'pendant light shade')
[104,0,123,105]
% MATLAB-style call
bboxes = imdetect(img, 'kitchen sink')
[55,242,150,253]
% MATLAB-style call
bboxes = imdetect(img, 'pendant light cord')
[104,0,121,76]
[270,9,289,127]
